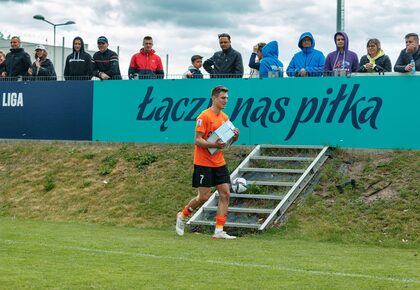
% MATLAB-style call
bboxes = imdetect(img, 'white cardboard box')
[207,120,236,155]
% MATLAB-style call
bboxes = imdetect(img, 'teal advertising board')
[92,76,420,149]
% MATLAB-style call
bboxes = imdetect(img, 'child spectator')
[183,55,203,79]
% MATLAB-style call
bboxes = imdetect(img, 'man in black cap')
[183,54,203,78]
[92,36,122,80]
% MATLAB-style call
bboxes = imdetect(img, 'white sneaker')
[212,231,236,240]
[175,212,184,236]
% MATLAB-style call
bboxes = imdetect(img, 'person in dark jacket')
[183,54,203,79]
[203,33,244,78]
[0,50,6,78]
[3,36,31,80]
[394,33,420,73]
[92,36,121,80]
[28,44,57,80]
[64,36,92,80]
[248,42,266,78]
[358,39,392,73]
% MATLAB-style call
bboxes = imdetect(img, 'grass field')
[0,142,419,289]
[1,218,419,290]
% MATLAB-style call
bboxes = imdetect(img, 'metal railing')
[0,71,417,82]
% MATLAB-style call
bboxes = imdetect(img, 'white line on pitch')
[1,239,419,284]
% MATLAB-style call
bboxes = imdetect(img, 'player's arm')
[194,131,225,149]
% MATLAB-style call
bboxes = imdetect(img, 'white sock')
[214,228,223,234]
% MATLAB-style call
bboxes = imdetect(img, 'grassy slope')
[0,141,419,248]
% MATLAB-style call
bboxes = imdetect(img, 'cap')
[35,44,46,50]
[191,55,203,62]
[97,36,108,44]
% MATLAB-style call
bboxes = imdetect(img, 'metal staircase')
[187,145,330,231]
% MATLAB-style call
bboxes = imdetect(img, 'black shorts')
[192,165,230,188]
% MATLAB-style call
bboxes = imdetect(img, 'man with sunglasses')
[203,33,244,78]
[92,36,121,80]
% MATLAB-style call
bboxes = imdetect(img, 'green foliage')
[246,183,264,195]
[44,173,56,192]
[120,144,159,170]
[98,154,118,175]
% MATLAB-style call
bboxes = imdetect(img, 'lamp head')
[33,14,45,21]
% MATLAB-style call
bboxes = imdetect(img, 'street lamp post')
[33,15,75,68]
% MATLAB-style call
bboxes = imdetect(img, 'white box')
[207,120,236,155]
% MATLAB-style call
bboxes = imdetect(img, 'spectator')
[128,36,164,79]
[183,55,203,79]
[259,40,283,78]
[358,39,392,73]
[28,44,57,81]
[324,32,359,76]
[4,36,31,80]
[64,36,92,80]
[249,42,266,78]
[0,50,6,78]
[287,32,325,77]
[92,36,121,80]
[203,33,244,78]
[394,33,420,73]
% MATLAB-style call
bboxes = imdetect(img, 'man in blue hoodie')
[259,40,283,78]
[287,32,325,77]
[324,32,359,76]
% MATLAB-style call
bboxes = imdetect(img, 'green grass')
[0,142,419,248]
[0,142,419,288]
[1,217,419,290]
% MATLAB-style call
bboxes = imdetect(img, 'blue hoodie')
[286,32,325,77]
[259,41,283,78]
[324,32,359,75]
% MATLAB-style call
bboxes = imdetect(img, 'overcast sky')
[0,0,419,77]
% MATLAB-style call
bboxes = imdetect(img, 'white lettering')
[1,92,24,107]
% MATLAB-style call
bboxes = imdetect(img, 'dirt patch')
[363,185,398,203]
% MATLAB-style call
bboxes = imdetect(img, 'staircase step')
[259,144,325,150]
[248,180,295,186]
[189,220,260,229]
[239,167,305,174]
[226,193,284,200]
[251,156,314,161]
[204,206,273,214]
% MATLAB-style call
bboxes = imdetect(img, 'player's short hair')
[211,85,228,97]
[143,36,153,43]
[218,33,231,40]
[405,33,419,42]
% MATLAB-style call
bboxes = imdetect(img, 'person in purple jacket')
[324,32,359,76]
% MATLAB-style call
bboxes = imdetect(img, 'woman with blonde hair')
[28,44,57,80]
